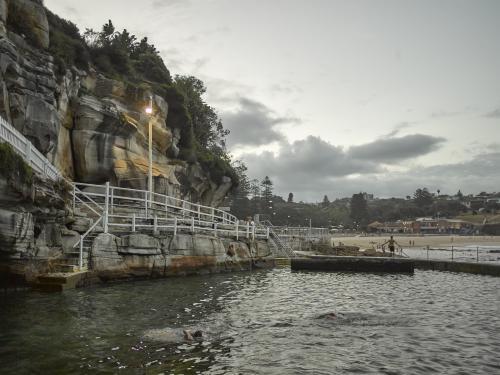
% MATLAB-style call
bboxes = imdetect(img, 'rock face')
[90,232,273,281]
[0,1,232,204]
[0,165,68,284]
[0,2,246,287]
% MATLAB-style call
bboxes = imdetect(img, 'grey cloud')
[183,26,232,44]
[242,147,500,201]
[484,108,500,118]
[270,82,303,95]
[241,136,383,200]
[222,98,300,147]
[349,134,445,162]
[152,0,190,8]
[385,121,415,137]
[430,110,461,119]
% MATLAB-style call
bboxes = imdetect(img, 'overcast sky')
[46,0,500,201]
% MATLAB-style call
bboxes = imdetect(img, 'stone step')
[52,263,81,273]
[64,251,89,258]
[34,271,89,292]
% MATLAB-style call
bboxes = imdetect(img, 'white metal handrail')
[74,216,103,270]
[73,182,238,225]
[261,220,296,258]
[0,116,61,181]
[271,226,330,238]
[105,214,268,240]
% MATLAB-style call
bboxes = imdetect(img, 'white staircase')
[261,220,296,258]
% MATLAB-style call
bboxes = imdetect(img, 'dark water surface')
[1,269,499,374]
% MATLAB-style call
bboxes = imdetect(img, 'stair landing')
[33,271,89,292]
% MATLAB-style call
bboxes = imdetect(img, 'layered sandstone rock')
[90,232,272,281]
[0,0,232,205]
[0,1,240,282]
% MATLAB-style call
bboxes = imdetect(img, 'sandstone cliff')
[0,0,233,206]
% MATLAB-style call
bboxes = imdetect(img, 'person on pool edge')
[381,235,401,257]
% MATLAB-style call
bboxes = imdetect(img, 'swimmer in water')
[183,329,203,341]
[317,312,341,320]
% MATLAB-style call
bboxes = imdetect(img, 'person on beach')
[382,236,401,257]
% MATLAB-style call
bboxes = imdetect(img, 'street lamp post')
[145,96,153,206]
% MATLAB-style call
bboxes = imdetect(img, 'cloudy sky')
[46,0,500,201]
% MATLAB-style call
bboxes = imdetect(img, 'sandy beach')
[332,235,500,250]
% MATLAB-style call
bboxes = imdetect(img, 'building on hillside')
[411,217,473,234]
[367,220,412,233]
[412,218,439,234]
[437,219,474,234]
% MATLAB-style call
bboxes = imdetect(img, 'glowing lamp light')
[145,107,153,114]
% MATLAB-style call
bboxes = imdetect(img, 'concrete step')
[64,251,88,258]
[34,270,89,292]
[275,258,291,267]
[52,263,81,273]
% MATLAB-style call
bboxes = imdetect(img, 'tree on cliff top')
[173,76,229,150]
[82,21,172,83]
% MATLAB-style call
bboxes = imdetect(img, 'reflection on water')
[1,269,499,374]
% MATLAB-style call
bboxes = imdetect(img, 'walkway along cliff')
[0,1,288,289]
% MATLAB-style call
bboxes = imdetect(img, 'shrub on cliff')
[45,10,90,74]
[6,0,46,49]
[0,143,33,187]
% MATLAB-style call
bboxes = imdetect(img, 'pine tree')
[322,195,330,207]
[350,193,368,227]
[261,176,273,213]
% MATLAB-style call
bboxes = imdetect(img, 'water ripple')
[0,269,499,374]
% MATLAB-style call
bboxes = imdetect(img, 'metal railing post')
[72,183,76,212]
[252,224,255,240]
[165,195,168,218]
[79,236,83,270]
[103,182,110,233]
[214,223,218,237]
[198,205,201,220]
[132,213,136,232]
[25,141,31,163]
[154,215,158,233]
[110,187,114,214]
[174,217,177,236]
[451,246,454,261]
[247,222,250,238]
[144,191,148,218]
[266,227,270,239]
[191,217,195,233]
[235,221,239,240]
[476,246,479,262]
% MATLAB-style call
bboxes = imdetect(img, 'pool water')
[0,269,499,374]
